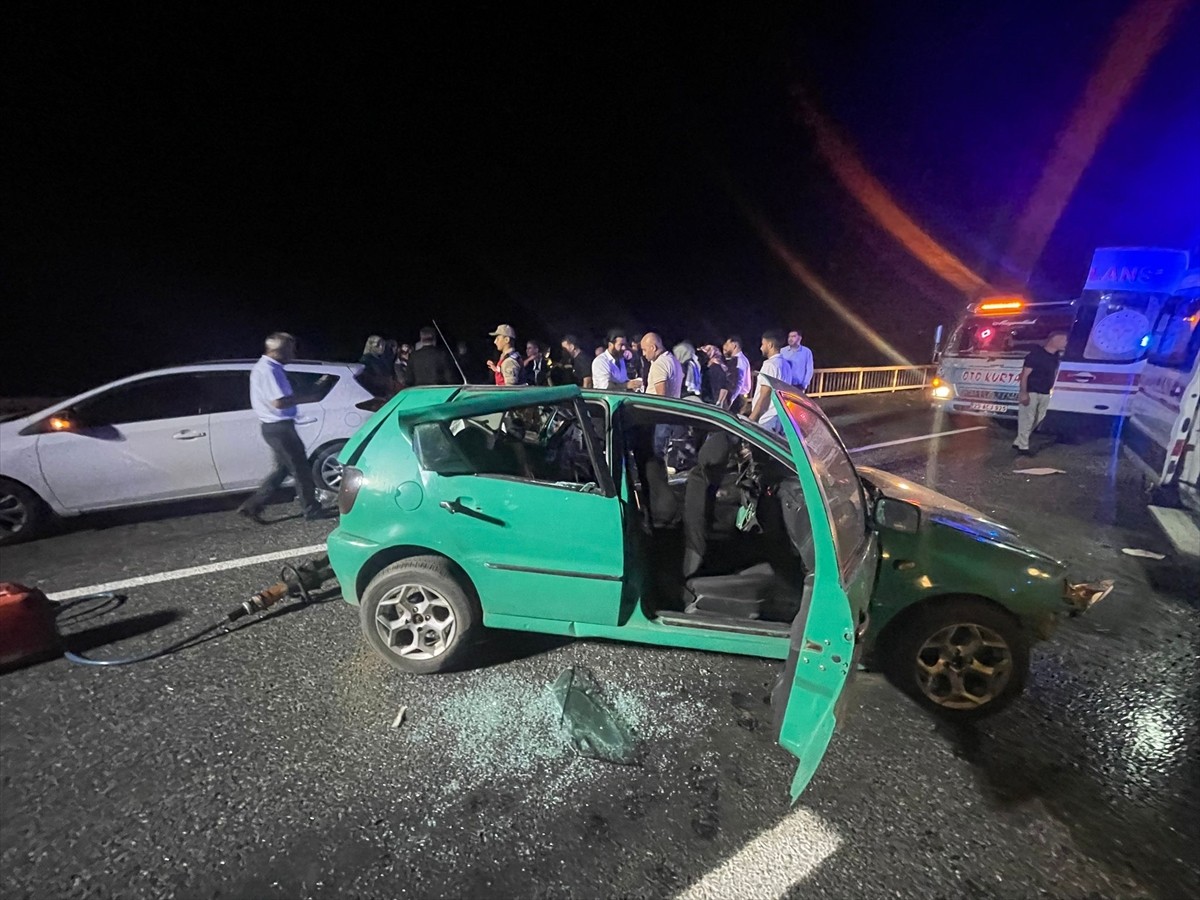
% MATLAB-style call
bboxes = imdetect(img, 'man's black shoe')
[1015,448,1034,457]
[238,507,268,524]
[303,507,336,522]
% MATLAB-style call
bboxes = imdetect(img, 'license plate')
[969,402,1009,413]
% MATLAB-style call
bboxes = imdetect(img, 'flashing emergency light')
[1140,334,1151,348]
[976,296,1024,314]
[979,327,994,341]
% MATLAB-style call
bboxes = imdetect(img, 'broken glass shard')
[551,666,638,765]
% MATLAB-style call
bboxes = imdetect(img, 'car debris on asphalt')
[1121,548,1167,560]
[551,666,638,766]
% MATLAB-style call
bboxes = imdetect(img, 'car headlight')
[932,385,952,399]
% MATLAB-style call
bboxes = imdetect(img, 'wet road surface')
[1,394,1196,899]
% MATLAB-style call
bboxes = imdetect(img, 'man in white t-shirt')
[641,332,683,397]
[750,330,793,434]
[239,332,331,523]
[591,329,643,391]
[723,335,752,412]
[779,329,814,391]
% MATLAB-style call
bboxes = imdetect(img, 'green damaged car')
[327,380,1111,797]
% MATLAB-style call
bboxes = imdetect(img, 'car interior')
[412,402,604,492]
[413,399,817,633]
[617,404,815,630]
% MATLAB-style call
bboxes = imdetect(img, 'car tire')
[881,598,1029,719]
[359,556,481,675]
[311,442,347,494]
[0,479,51,546]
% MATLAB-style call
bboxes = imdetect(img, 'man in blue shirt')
[238,332,331,523]
[779,329,814,391]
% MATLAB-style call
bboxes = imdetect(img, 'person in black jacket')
[408,327,460,386]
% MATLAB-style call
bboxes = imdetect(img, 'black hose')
[63,619,228,667]
[55,558,328,667]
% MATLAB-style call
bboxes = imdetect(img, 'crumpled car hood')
[857,466,1064,566]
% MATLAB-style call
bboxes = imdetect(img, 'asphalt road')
[1,393,1196,900]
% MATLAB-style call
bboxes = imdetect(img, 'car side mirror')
[875,496,920,533]
[932,324,945,363]
[46,410,81,432]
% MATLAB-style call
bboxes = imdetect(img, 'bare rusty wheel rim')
[915,622,1012,709]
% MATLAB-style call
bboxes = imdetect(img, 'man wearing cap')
[486,324,527,385]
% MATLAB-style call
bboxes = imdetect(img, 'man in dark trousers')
[1014,331,1068,455]
[408,326,460,386]
[238,332,331,523]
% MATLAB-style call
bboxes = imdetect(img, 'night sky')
[6,2,1199,396]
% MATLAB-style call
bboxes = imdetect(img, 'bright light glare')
[977,298,1024,313]
[932,385,952,399]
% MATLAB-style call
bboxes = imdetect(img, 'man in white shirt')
[592,329,643,391]
[239,332,330,523]
[779,329,814,391]
[641,332,683,397]
[750,330,793,434]
[723,336,752,412]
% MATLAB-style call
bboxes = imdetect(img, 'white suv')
[0,360,378,544]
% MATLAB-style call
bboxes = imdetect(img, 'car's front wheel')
[0,479,51,546]
[311,441,347,494]
[881,597,1029,718]
[359,556,481,674]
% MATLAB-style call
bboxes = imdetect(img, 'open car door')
[760,379,862,800]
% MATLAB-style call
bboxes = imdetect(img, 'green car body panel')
[858,467,1076,646]
[327,383,1093,798]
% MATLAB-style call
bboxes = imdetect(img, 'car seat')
[681,477,812,623]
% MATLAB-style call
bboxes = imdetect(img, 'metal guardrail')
[806,365,936,398]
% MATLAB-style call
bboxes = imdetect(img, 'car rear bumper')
[325,528,382,605]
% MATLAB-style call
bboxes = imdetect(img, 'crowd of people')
[353,323,816,433]
[238,323,815,523]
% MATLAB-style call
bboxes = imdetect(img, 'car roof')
[183,358,356,367]
[397,385,583,424]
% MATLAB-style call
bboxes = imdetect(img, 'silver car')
[0,359,378,544]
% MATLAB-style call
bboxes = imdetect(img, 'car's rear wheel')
[881,598,1029,718]
[0,479,50,546]
[359,556,481,674]
[311,441,347,494]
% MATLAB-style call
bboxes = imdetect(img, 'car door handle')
[439,498,504,526]
[1069,372,1095,382]
[172,430,207,440]
[295,417,319,425]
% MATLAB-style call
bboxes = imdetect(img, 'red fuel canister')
[0,582,62,671]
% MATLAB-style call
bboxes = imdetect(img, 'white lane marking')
[675,806,841,900]
[46,544,328,601]
[847,425,986,454]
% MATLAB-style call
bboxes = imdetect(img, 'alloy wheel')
[373,584,457,661]
[320,455,344,491]
[0,490,29,536]
[915,622,1013,710]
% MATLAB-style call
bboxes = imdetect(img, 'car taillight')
[338,467,365,516]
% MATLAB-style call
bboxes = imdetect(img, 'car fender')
[869,523,1069,644]
[0,430,72,517]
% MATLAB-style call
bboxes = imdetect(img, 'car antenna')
[432,319,468,385]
